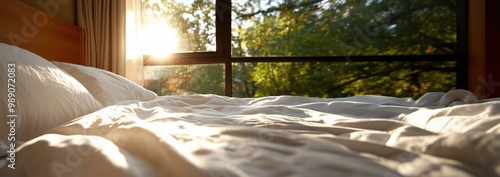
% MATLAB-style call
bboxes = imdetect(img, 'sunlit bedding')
[1,42,500,177]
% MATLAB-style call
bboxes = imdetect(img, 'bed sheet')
[1,90,499,177]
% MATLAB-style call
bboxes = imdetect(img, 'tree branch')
[330,64,455,90]
[236,0,324,19]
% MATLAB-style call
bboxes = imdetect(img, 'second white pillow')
[52,62,158,107]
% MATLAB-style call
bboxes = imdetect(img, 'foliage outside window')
[140,0,463,99]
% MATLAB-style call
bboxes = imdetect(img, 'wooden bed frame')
[0,0,84,65]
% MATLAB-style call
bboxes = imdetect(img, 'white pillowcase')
[0,43,103,143]
[52,62,157,107]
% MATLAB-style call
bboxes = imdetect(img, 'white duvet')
[1,90,500,177]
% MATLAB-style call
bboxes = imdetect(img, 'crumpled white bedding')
[1,89,499,177]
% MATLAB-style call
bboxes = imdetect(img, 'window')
[141,0,216,54]
[143,64,225,95]
[140,0,467,99]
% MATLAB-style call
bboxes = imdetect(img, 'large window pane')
[143,64,224,95]
[232,61,456,98]
[232,0,457,57]
[142,0,215,55]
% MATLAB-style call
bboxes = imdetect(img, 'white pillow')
[0,43,103,143]
[52,62,157,107]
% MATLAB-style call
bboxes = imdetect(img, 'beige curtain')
[77,0,126,76]
[125,0,144,85]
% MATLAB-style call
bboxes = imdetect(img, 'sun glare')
[141,23,179,57]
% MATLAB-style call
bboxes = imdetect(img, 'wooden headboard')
[0,0,83,65]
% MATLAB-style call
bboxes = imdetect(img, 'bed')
[1,0,500,177]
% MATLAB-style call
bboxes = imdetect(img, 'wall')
[485,0,500,98]
[20,0,77,25]
[469,0,500,99]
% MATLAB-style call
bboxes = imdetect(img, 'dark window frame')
[144,0,468,97]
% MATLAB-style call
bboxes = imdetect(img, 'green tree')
[232,0,457,98]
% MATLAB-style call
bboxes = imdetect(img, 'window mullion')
[216,0,232,96]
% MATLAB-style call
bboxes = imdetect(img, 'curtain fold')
[125,0,144,85]
[77,0,126,76]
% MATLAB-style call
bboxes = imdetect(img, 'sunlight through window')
[141,22,179,57]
